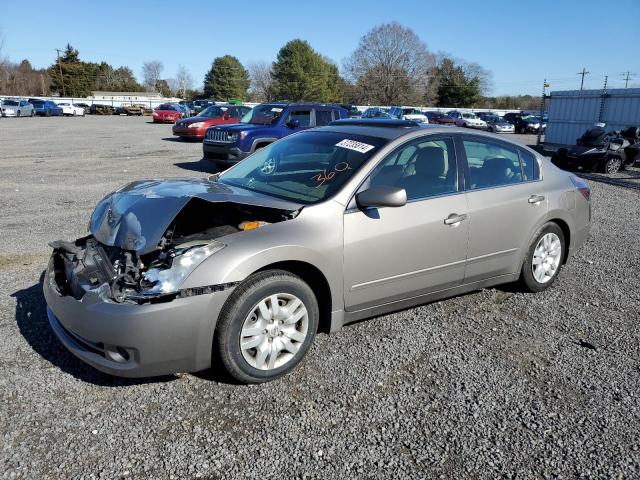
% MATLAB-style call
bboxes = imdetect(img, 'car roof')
[321,120,444,140]
[259,102,344,109]
[320,120,532,144]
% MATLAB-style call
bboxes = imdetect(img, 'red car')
[172,105,252,140]
[152,104,183,123]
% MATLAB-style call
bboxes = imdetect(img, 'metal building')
[545,88,640,145]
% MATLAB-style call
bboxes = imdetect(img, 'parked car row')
[0,98,86,117]
[354,107,547,134]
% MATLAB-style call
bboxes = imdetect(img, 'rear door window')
[315,110,333,126]
[287,110,311,127]
[462,138,523,189]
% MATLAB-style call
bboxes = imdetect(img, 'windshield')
[4,100,19,106]
[156,104,178,111]
[197,106,229,118]
[241,104,284,125]
[219,131,388,205]
[31,101,44,105]
[462,113,477,119]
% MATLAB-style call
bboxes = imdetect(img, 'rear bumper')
[571,223,590,258]
[202,142,249,166]
[43,258,235,378]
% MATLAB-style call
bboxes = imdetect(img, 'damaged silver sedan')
[44,121,591,383]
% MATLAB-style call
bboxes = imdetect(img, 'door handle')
[444,213,467,226]
[528,195,545,204]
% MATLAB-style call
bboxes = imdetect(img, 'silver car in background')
[44,119,591,383]
[485,115,516,133]
[1,99,35,117]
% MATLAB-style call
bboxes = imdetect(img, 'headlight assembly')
[140,241,225,296]
[188,122,205,128]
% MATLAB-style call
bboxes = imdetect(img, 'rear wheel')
[213,270,318,384]
[17,111,21,117]
[519,223,565,292]
[30,109,35,117]
[45,109,51,117]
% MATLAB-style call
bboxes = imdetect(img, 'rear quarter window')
[519,149,540,181]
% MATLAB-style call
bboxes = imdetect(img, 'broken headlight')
[140,242,225,296]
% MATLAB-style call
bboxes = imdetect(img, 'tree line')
[0,23,541,109]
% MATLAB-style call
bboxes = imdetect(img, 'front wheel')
[519,223,565,292]
[603,155,622,174]
[30,110,35,117]
[213,270,319,384]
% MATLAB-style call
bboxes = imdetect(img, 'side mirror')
[286,119,300,129]
[356,186,407,209]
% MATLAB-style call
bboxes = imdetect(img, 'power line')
[577,68,590,90]
[621,71,635,88]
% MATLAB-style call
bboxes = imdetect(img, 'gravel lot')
[1,116,639,479]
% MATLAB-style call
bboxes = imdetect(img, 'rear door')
[459,135,547,283]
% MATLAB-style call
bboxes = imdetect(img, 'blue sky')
[1,0,639,95]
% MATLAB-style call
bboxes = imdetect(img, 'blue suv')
[202,103,347,168]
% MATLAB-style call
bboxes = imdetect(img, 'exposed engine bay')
[50,199,298,304]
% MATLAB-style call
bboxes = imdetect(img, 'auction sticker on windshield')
[335,139,375,154]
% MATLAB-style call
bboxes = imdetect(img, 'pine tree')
[270,40,341,102]
[203,55,249,100]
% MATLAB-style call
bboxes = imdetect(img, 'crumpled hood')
[89,177,302,254]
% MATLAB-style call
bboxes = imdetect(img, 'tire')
[30,110,35,117]
[213,270,319,384]
[603,155,622,174]
[17,111,21,117]
[519,222,565,292]
[45,109,51,117]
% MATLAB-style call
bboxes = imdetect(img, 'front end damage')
[44,178,302,376]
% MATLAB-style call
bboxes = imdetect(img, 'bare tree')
[344,22,435,105]
[142,60,164,92]
[463,61,493,96]
[171,65,193,99]
[247,61,272,101]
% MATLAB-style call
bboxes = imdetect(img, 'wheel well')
[548,218,571,264]
[253,141,271,152]
[256,261,332,333]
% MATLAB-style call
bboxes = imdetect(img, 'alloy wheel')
[532,232,562,283]
[605,156,622,174]
[240,293,309,370]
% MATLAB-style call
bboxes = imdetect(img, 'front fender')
[180,201,346,311]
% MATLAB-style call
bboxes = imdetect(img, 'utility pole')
[537,79,549,147]
[598,75,608,124]
[577,68,590,90]
[55,48,66,97]
[621,71,634,88]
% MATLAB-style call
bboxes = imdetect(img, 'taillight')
[570,175,591,201]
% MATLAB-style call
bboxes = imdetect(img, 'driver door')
[343,135,469,311]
